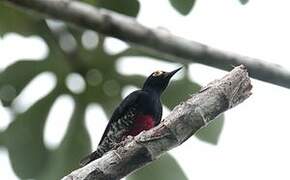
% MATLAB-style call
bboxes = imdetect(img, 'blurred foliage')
[98,0,140,17]
[83,0,140,17]
[0,0,227,179]
[169,0,196,15]
[239,0,249,5]
[195,114,224,145]
[0,3,43,36]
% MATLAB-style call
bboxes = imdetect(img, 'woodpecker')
[80,67,182,167]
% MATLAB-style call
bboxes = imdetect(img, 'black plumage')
[80,67,182,167]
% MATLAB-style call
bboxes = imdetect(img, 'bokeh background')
[1,0,290,179]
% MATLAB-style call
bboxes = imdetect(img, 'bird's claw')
[113,135,135,149]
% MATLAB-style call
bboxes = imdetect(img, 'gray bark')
[3,0,290,89]
[61,65,252,180]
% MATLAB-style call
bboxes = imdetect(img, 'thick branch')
[5,0,290,88]
[3,0,290,89]
[61,65,252,180]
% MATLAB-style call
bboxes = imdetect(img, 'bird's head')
[142,67,182,94]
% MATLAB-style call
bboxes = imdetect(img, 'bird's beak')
[165,67,182,79]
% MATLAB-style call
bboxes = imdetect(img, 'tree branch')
[61,65,252,180]
[3,0,290,89]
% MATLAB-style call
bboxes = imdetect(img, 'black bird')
[80,67,182,167]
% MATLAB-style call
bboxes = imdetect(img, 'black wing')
[98,90,146,146]
[80,90,146,167]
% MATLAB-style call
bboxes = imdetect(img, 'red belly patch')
[128,115,154,136]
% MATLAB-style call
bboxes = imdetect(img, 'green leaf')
[169,0,195,15]
[195,114,224,145]
[0,61,46,105]
[98,0,140,17]
[83,0,140,17]
[127,153,187,180]
[3,89,58,178]
[37,99,91,180]
[0,132,3,146]
[239,0,249,5]
[0,3,44,36]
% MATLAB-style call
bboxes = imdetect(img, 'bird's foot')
[112,135,134,149]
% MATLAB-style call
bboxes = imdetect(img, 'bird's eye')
[152,70,164,77]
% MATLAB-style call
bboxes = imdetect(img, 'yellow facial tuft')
[152,70,164,77]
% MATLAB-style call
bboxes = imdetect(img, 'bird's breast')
[127,115,155,136]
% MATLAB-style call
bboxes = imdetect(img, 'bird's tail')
[79,149,103,167]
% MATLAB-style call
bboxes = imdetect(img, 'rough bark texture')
[61,65,252,180]
[3,0,290,89]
